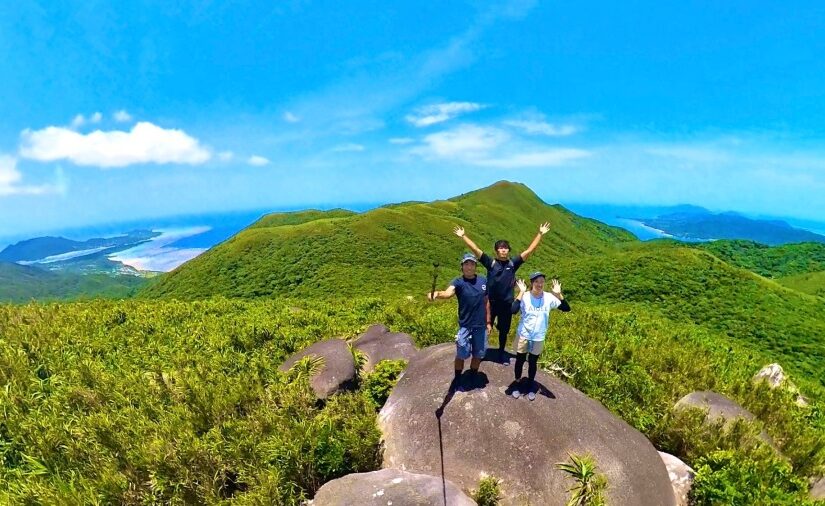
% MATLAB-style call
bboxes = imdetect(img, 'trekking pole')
[430,262,439,302]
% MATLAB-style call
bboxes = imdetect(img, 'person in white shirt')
[509,272,570,400]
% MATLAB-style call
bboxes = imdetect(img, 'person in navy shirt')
[428,253,492,389]
[453,222,550,364]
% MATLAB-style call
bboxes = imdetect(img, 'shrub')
[361,360,407,409]
[556,453,607,506]
[472,474,502,506]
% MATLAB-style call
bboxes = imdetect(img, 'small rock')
[353,324,418,373]
[659,452,694,506]
[753,363,786,388]
[811,475,825,500]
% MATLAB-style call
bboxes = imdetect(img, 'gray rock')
[378,343,675,506]
[659,452,694,506]
[674,391,774,446]
[811,475,825,500]
[354,324,418,373]
[753,363,787,388]
[309,469,476,506]
[674,391,756,424]
[278,339,356,398]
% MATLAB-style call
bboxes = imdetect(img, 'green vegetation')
[694,239,825,278]
[556,453,607,506]
[0,261,147,303]
[360,359,407,409]
[690,450,809,505]
[777,270,825,298]
[1,296,821,503]
[472,474,502,506]
[140,181,634,299]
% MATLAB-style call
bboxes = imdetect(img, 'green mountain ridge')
[141,181,635,299]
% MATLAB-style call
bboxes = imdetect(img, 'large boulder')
[309,469,476,505]
[659,452,694,506]
[674,391,773,446]
[354,324,418,373]
[674,391,756,425]
[378,343,675,506]
[278,339,355,398]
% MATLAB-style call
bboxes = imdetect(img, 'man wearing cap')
[427,253,492,390]
[509,272,570,400]
[453,222,551,364]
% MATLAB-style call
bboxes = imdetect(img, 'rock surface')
[278,339,355,398]
[659,452,694,506]
[378,343,675,506]
[674,391,757,425]
[309,469,476,506]
[354,324,418,373]
[753,363,787,388]
[811,475,825,500]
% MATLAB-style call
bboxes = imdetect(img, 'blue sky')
[2,0,825,238]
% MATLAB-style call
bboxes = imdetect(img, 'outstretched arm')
[427,284,456,301]
[511,278,527,314]
[550,278,571,312]
[519,222,550,261]
[453,226,483,258]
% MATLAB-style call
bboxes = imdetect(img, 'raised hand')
[453,226,465,238]
[551,278,561,293]
[516,279,527,293]
[539,222,551,235]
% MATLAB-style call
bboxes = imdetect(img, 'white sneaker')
[527,391,536,401]
[512,389,521,399]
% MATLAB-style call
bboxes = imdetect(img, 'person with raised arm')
[509,273,570,400]
[453,222,550,364]
[427,253,492,391]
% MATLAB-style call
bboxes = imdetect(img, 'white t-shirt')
[516,291,562,342]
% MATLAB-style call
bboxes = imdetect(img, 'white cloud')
[283,111,300,123]
[90,112,103,123]
[504,120,579,137]
[389,137,414,145]
[474,149,590,168]
[70,114,86,129]
[247,155,270,166]
[113,110,133,123]
[417,125,509,160]
[218,151,234,161]
[0,155,61,196]
[19,122,212,168]
[406,102,485,127]
[332,143,365,152]
[412,124,589,168]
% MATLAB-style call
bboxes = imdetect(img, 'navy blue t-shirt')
[479,253,524,302]
[450,275,488,329]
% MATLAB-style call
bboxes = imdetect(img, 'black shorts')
[489,299,514,336]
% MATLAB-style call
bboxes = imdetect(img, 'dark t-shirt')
[479,253,524,302]
[450,275,488,329]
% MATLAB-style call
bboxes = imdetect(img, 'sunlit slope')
[140,181,636,299]
[554,242,825,387]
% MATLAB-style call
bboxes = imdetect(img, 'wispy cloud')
[19,122,211,168]
[0,155,62,196]
[411,124,589,168]
[389,137,414,145]
[218,151,234,161]
[113,110,133,123]
[405,101,485,127]
[504,119,580,137]
[332,143,365,152]
[247,155,270,166]
[283,111,300,123]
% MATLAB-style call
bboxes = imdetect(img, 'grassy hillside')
[553,242,825,389]
[694,240,825,278]
[1,297,821,504]
[141,181,635,299]
[0,261,147,303]
[778,271,825,298]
